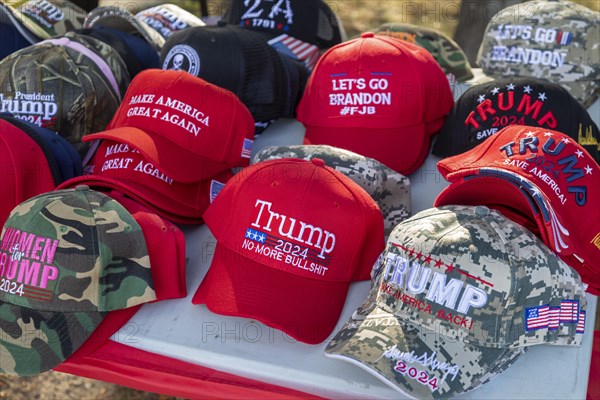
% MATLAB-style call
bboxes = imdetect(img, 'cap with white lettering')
[476,0,600,108]
[325,205,587,399]
[192,158,385,344]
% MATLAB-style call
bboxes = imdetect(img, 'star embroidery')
[538,92,547,101]
[523,85,532,94]
[251,232,259,240]
[491,87,500,95]
[416,251,423,261]
[477,94,486,103]
[245,229,253,239]
[445,263,455,273]
[585,165,593,175]
[561,137,571,144]
[258,234,266,243]
[525,131,535,137]
[434,259,443,268]
[423,254,433,264]
[506,83,516,90]
[575,149,584,158]
[531,186,543,199]
[408,248,415,257]
[544,132,554,137]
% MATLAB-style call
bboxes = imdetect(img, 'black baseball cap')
[433,77,600,162]
[160,21,307,123]
[224,0,344,49]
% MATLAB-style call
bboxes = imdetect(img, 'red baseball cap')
[62,190,187,359]
[82,69,255,183]
[296,32,453,175]
[434,125,600,293]
[57,140,233,224]
[0,119,57,227]
[192,158,385,344]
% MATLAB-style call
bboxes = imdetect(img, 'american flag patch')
[241,139,253,159]
[210,180,226,203]
[556,31,573,45]
[268,34,320,70]
[576,311,586,334]
[559,300,579,322]
[525,305,550,331]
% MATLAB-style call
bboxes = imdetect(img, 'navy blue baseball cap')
[0,114,83,183]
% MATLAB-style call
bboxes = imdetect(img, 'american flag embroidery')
[210,180,226,203]
[559,300,579,323]
[556,31,573,45]
[526,305,550,331]
[241,138,253,159]
[547,307,560,330]
[268,34,320,70]
[576,311,586,334]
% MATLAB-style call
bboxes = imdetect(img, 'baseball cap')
[82,69,255,183]
[192,158,385,344]
[433,77,600,161]
[435,125,600,294]
[325,205,587,399]
[57,139,233,225]
[0,18,32,60]
[224,0,344,49]
[136,3,205,39]
[160,22,304,123]
[0,0,85,41]
[252,144,411,239]
[0,186,156,375]
[84,5,166,52]
[0,114,82,183]
[74,26,160,78]
[0,34,123,156]
[0,119,57,226]
[476,0,600,108]
[374,23,474,83]
[297,33,454,175]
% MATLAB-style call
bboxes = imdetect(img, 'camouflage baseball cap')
[252,145,411,239]
[136,3,205,39]
[325,205,587,399]
[0,186,156,376]
[84,6,166,52]
[374,23,474,83]
[1,0,85,41]
[0,33,123,156]
[477,0,600,108]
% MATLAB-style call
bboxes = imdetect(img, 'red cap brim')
[304,124,429,175]
[192,242,350,344]
[83,127,233,183]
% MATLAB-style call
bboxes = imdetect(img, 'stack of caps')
[193,158,385,344]
[60,69,256,225]
[0,0,86,53]
[160,21,309,127]
[374,23,474,84]
[0,187,158,375]
[0,116,82,226]
[224,0,346,70]
[0,31,131,156]
[435,125,600,294]
[433,77,600,162]
[252,144,411,239]
[477,0,600,108]
[325,205,588,398]
[297,32,454,175]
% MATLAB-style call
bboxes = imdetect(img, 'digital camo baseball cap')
[0,33,123,156]
[325,205,587,399]
[0,0,85,43]
[477,0,600,108]
[0,186,156,375]
[136,3,205,39]
[252,144,411,239]
[432,77,600,161]
[193,158,385,344]
[435,125,600,295]
[374,23,474,83]
[84,5,165,52]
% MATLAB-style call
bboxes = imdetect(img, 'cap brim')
[57,175,203,225]
[0,301,104,375]
[83,127,232,183]
[192,242,350,344]
[324,306,522,399]
[303,125,429,175]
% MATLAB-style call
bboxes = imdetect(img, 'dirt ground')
[1,0,599,399]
